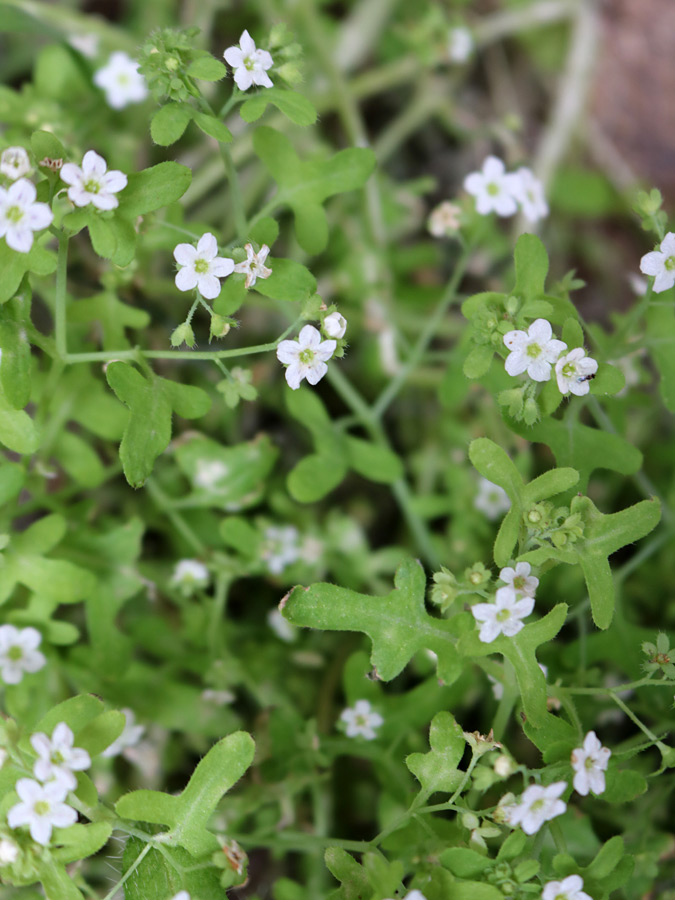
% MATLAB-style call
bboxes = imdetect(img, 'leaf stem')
[55,231,69,359]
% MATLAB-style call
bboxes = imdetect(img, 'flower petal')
[197,232,218,260]
[82,150,107,178]
[173,243,198,266]
[210,256,235,278]
[175,267,198,292]
[276,340,299,364]
[197,273,221,300]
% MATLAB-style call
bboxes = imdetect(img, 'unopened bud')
[170,322,195,347]
[210,314,231,338]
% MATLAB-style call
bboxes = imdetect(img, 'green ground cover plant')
[0,1,674,898]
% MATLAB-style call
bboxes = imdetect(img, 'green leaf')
[0,387,39,454]
[561,317,584,349]
[283,557,462,684]
[324,848,372,900]
[252,126,376,254]
[116,731,255,855]
[52,822,112,865]
[75,710,125,756]
[589,362,625,396]
[440,847,492,878]
[406,711,467,795]
[647,301,675,412]
[186,55,227,81]
[463,344,494,379]
[459,604,568,727]
[288,453,348,503]
[32,694,104,737]
[345,437,404,484]
[151,102,192,145]
[123,839,224,900]
[248,216,279,247]
[240,88,317,126]
[192,111,233,143]
[0,240,57,304]
[87,214,116,260]
[0,301,32,409]
[448,884,504,900]
[118,162,192,218]
[253,257,316,302]
[513,233,549,299]
[31,129,66,165]
[583,835,625,879]
[601,768,648,804]
[0,461,24,505]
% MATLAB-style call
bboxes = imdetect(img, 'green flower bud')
[210,314,231,339]
[170,322,195,347]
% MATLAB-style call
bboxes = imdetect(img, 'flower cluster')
[464,156,548,223]
[523,500,584,550]
[471,562,538,644]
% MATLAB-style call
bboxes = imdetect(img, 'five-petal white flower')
[234,242,272,288]
[0,179,53,253]
[262,525,300,575]
[7,778,77,846]
[30,723,91,791]
[0,625,46,684]
[60,151,127,211]
[323,311,347,339]
[507,781,567,834]
[464,156,520,217]
[101,708,145,759]
[173,233,235,300]
[0,146,31,181]
[471,586,534,643]
[171,559,210,590]
[340,699,384,740]
[503,318,567,382]
[571,731,611,796]
[223,30,274,91]
[93,52,148,109]
[542,875,592,900]
[555,348,598,396]
[498,561,538,598]
[639,232,675,294]
[276,325,337,390]
[511,166,549,223]
[474,477,511,520]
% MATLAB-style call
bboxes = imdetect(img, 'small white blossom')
[0,625,46,684]
[385,893,427,900]
[447,27,474,63]
[498,561,538,598]
[234,242,272,288]
[511,166,548,223]
[507,781,567,834]
[323,311,347,339]
[68,33,100,58]
[224,30,273,91]
[194,458,228,489]
[639,232,675,294]
[201,689,235,705]
[0,179,53,254]
[170,893,191,900]
[0,748,7,768]
[463,156,520,217]
[555,348,598,396]
[571,731,611,796]
[474,477,511,520]
[0,146,31,181]
[101,708,145,759]
[170,559,210,590]
[340,699,383,741]
[267,608,297,643]
[427,200,461,237]
[276,325,336,390]
[94,52,148,109]
[174,233,235,300]
[7,778,76,846]
[262,525,300,575]
[542,875,592,900]
[60,150,127,211]
[0,836,19,865]
[471,586,534,643]
[31,723,91,791]
[503,318,567,382]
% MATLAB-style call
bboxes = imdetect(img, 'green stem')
[145,478,207,556]
[55,232,69,359]
[101,841,152,900]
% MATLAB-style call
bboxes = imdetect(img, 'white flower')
[474,477,511,520]
[0,837,19,865]
[0,179,53,254]
[447,27,474,63]
[340,700,383,740]
[507,781,567,834]
[639,232,675,294]
[170,893,191,900]
[68,33,100,58]
[30,723,91,791]
[173,233,235,301]
[471,586,534,643]
[7,778,76,846]
[571,731,611,796]
[101,708,145,759]
[503,318,567,382]
[234,242,272,289]
[427,200,461,237]
[267,608,297,643]
[223,30,273,91]
[323,311,347,339]
[511,166,548,223]
[498,561,538,598]
[170,559,210,590]
[384,893,428,900]
[463,156,520,217]
[0,625,46,684]
[0,748,7,768]
[60,150,127,211]
[201,689,235,705]
[194,459,228,489]
[555,348,598,397]
[0,146,31,181]
[94,52,148,109]
[276,325,337,390]
[542,875,592,900]
[262,525,300,575]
